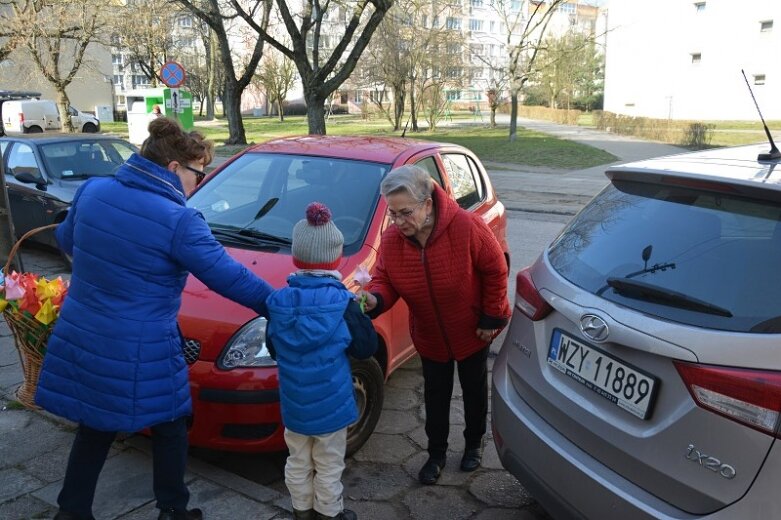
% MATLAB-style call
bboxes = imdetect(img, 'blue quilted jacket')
[266,275,359,435]
[35,153,273,432]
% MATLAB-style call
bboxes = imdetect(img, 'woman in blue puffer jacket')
[36,118,274,520]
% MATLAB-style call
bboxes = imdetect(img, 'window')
[178,15,192,27]
[760,20,773,32]
[691,53,701,64]
[414,156,444,186]
[548,180,781,333]
[422,14,428,27]
[446,17,462,30]
[442,154,482,209]
[369,90,385,103]
[112,75,123,86]
[472,67,484,79]
[469,19,483,31]
[446,67,463,78]
[694,2,705,12]
[754,74,766,85]
[558,2,576,14]
[470,0,483,6]
[355,91,363,103]
[432,15,440,27]
[510,0,521,11]
[7,143,41,180]
[490,21,496,32]
[112,54,123,65]
[447,43,462,54]
[447,90,462,100]
[470,44,484,56]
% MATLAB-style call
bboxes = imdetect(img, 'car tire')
[82,122,98,133]
[346,356,385,457]
[25,126,43,133]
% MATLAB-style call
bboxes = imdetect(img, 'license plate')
[547,329,659,420]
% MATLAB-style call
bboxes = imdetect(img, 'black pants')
[57,416,190,519]
[421,345,489,459]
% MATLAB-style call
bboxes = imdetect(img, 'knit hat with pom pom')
[291,202,344,270]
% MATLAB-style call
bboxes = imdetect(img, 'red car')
[180,136,509,455]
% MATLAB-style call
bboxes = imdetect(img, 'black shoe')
[157,508,203,520]
[460,447,483,472]
[418,456,446,485]
[294,509,315,520]
[314,510,357,520]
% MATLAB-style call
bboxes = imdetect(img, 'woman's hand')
[356,290,377,312]
[476,328,497,343]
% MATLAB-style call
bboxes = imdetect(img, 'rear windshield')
[549,180,781,333]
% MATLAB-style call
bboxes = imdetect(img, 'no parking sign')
[160,61,186,88]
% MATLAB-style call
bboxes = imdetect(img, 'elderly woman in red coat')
[360,164,510,485]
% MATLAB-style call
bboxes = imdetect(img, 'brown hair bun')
[147,117,181,139]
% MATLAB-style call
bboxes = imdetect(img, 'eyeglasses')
[387,201,424,221]
[183,164,206,185]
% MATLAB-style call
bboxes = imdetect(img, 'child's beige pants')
[284,427,348,517]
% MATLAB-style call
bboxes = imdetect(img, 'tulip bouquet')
[1,271,68,347]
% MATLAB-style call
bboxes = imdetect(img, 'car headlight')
[218,317,276,369]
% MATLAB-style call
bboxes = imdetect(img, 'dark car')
[179,135,510,455]
[0,134,138,263]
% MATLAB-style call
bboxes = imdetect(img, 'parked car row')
[4,116,780,517]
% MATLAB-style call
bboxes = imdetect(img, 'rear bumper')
[491,349,781,520]
[186,360,287,452]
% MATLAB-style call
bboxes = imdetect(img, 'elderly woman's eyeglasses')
[387,201,424,221]
[183,164,206,185]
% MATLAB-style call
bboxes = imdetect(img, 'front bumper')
[187,360,287,452]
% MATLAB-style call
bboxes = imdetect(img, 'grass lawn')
[103,115,616,170]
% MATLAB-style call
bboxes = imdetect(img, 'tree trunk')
[305,91,326,135]
[206,29,217,120]
[278,99,284,122]
[410,85,418,132]
[223,80,246,144]
[509,91,519,142]
[490,106,497,128]
[56,88,75,133]
[393,87,405,131]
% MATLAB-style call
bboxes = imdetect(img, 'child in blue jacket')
[265,202,378,520]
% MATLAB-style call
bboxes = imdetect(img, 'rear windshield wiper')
[606,277,733,317]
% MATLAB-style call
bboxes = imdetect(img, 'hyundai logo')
[580,314,609,342]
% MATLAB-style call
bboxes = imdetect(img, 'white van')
[1,99,100,133]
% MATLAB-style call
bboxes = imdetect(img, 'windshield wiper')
[238,228,291,245]
[606,277,733,317]
[210,225,291,246]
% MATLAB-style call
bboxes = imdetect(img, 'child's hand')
[356,290,377,312]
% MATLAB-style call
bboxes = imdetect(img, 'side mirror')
[14,170,46,190]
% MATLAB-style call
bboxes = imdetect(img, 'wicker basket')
[3,224,59,409]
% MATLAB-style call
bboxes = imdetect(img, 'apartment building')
[603,0,780,120]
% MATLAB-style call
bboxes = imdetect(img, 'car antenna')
[401,113,412,138]
[741,69,781,161]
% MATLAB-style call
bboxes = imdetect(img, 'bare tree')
[230,0,394,135]
[255,49,296,121]
[489,0,565,140]
[0,0,30,63]
[174,0,271,144]
[15,0,106,132]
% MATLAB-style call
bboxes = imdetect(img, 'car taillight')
[18,112,24,123]
[515,267,552,321]
[674,361,781,438]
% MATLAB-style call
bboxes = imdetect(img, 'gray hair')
[380,165,434,202]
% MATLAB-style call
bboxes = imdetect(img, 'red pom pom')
[305,202,331,226]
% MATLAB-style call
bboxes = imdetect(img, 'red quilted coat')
[368,184,510,362]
